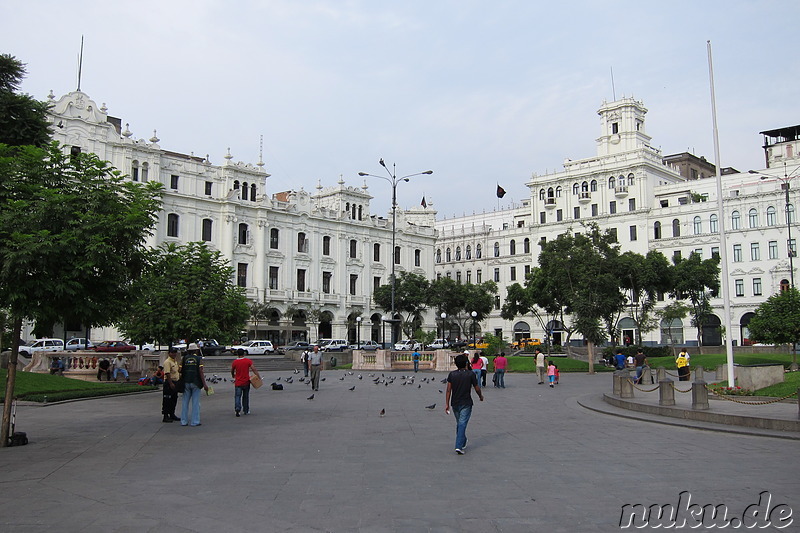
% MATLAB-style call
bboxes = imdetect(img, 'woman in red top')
[493,352,508,388]
[471,353,483,388]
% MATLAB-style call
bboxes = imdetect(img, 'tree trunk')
[1,316,23,448]
[587,339,595,375]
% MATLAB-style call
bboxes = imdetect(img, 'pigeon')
[358,375,362,380]
[439,389,443,394]
[293,368,299,374]
[418,384,421,389]
[348,371,354,375]
[321,377,326,381]
[441,378,447,383]
[339,376,345,381]
[425,403,436,410]
[276,377,281,381]
[349,386,356,391]
[385,381,389,386]
[379,409,385,417]
[307,394,315,400]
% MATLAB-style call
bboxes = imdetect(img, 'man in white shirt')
[479,352,489,387]
[535,349,546,384]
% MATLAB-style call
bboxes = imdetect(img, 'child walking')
[547,361,556,388]
[554,363,560,385]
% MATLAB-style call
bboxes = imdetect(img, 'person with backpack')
[180,344,208,426]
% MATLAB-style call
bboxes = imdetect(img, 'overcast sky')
[4,1,799,219]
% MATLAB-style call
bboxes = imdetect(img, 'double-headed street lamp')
[758,163,800,288]
[359,160,433,347]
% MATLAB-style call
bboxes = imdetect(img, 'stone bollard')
[641,366,653,385]
[659,379,675,406]
[656,366,667,382]
[692,380,709,410]
[694,365,705,382]
[613,371,622,396]
[715,365,725,381]
[619,371,634,399]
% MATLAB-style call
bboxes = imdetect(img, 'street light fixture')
[471,311,478,351]
[440,312,447,340]
[356,316,362,350]
[359,160,433,347]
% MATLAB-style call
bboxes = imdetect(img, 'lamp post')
[759,163,800,288]
[382,314,389,349]
[440,312,447,340]
[356,316,362,350]
[359,160,433,347]
[471,311,478,351]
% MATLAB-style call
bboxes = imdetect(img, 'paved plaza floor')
[0,370,797,532]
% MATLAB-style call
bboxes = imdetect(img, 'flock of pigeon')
[208,369,444,415]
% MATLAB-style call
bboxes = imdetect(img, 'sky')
[4,1,799,219]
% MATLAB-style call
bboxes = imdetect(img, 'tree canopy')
[0,54,51,147]
[117,242,250,345]
[747,288,800,347]
[374,272,430,338]
[670,252,720,346]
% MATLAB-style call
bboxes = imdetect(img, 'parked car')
[65,338,94,351]
[229,340,275,355]
[93,341,136,352]
[18,338,65,357]
[510,338,541,350]
[277,341,311,354]
[427,338,449,349]
[394,339,422,351]
[349,340,380,351]
[318,339,349,352]
[134,343,156,351]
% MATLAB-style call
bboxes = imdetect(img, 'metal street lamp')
[471,311,478,351]
[359,160,433,347]
[758,163,800,288]
[356,316,362,350]
[440,312,447,340]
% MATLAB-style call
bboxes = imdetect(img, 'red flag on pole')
[496,185,506,198]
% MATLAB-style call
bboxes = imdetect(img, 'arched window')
[672,219,680,237]
[446,247,451,262]
[494,242,500,257]
[590,179,598,192]
[455,246,461,261]
[766,206,777,226]
[250,183,256,201]
[781,279,791,292]
[555,186,562,198]
[608,176,616,189]
[731,210,741,230]
[539,189,545,200]
[476,243,482,259]
[627,173,634,185]
[709,214,718,233]
[373,243,380,262]
[573,183,579,195]
[436,249,441,263]
[167,213,179,237]
[547,187,555,199]
[509,240,516,255]
[693,216,702,235]
[242,182,249,201]
[297,232,306,253]
[131,160,139,181]
[358,205,362,220]
[352,204,357,220]
[748,208,758,228]
[618,175,626,187]
[238,223,248,245]
[345,202,350,217]
[233,180,240,190]
[141,162,149,182]
[466,245,472,260]
[580,181,588,192]
[789,204,796,224]
[523,238,530,253]
[654,221,662,240]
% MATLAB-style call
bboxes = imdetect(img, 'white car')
[427,339,449,349]
[229,340,275,355]
[318,339,349,352]
[394,339,422,351]
[19,338,65,357]
[65,338,94,351]
[349,340,380,351]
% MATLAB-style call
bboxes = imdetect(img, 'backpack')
[271,383,284,390]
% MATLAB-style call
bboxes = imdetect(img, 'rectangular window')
[556,209,563,222]
[270,229,279,249]
[415,249,421,267]
[753,278,762,296]
[202,219,213,242]
[297,233,307,253]
[170,174,179,189]
[237,263,247,288]
[694,248,703,259]
[524,265,531,276]
[476,270,482,283]
[574,206,580,219]
[205,181,212,196]
[735,279,744,297]
[628,198,636,211]
[394,246,401,265]
[349,239,357,258]
[750,242,760,261]
[493,268,500,282]
[790,239,797,258]
[466,271,472,284]
[373,243,380,262]
[591,204,598,216]
[269,266,279,290]
[456,271,461,284]
[322,271,332,294]
[323,236,331,256]
[733,244,742,262]
[297,269,306,292]
[609,202,616,215]
[710,246,719,258]
[630,225,637,241]
[510,266,516,281]
[349,274,358,295]
[374,276,381,291]
[608,228,617,242]
[494,296,501,310]
[539,212,546,224]
[673,250,681,262]
[769,240,778,259]
[167,213,179,237]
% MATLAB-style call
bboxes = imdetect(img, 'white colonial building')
[435,97,800,348]
[40,90,437,345]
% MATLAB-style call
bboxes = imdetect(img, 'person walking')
[412,349,421,373]
[535,349,546,384]
[479,352,489,387]
[301,349,310,377]
[231,348,261,417]
[162,348,181,423]
[493,352,507,388]
[470,353,483,388]
[180,344,208,426]
[445,353,484,455]
[634,348,648,384]
[309,345,323,391]
[676,350,691,382]
[547,360,556,388]
[112,354,129,381]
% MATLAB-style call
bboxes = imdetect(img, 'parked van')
[319,339,349,352]
[18,338,65,357]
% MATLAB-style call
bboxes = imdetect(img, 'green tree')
[427,277,496,343]
[374,272,430,339]
[118,242,250,346]
[671,252,720,347]
[747,288,800,367]
[0,54,51,147]
[248,301,270,340]
[656,301,690,357]
[617,250,673,344]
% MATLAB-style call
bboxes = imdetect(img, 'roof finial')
[150,129,160,143]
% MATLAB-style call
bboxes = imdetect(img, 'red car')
[93,341,136,352]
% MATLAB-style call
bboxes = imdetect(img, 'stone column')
[612,371,622,396]
[656,367,667,382]
[691,380,709,410]
[693,365,705,382]
[659,380,675,406]
[640,366,653,385]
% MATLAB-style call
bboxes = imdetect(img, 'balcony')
[578,191,591,204]
[614,185,629,198]
[544,197,557,209]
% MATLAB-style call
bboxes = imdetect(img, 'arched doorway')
[370,313,382,344]
[740,312,756,346]
[347,312,362,344]
[265,308,281,344]
[290,309,307,343]
[617,317,637,346]
[318,311,333,339]
[702,314,722,346]
[660,318,684,346]
[513,321,530,342]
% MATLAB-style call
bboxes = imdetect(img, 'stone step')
[201,355,303,375]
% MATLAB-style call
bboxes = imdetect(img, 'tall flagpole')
[77,35,84,91]
[707,40,736,385]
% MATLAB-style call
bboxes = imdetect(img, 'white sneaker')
[455,448,464,455]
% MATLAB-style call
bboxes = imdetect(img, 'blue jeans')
[413,360,419,373]
[452,404,472,450]
[495,369,505,387]
[635,365,644,383]
[235,384,250,414]
[472,369,482,387]
[182,383,202,426]
[113,368,129,380]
